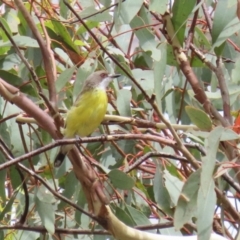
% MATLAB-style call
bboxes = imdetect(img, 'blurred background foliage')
[0,0,240,239]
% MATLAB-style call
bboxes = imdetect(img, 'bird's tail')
[54,151,66,167]
[54,143,74,167]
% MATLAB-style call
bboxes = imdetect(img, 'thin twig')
[17,163,99,221]
[185,0,201,51]
[14,0,57,105]
[202,2,212,33]
[125,152,190,173]
[0,133,177,171]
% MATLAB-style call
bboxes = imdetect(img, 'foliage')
[0,0,239,239]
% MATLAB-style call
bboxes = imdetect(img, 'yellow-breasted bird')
[54,70,120,167]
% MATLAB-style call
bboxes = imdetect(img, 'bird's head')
[82,70,121,92]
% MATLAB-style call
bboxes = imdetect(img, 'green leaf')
[197,180,216,240]
[204,86,240,110]
[214,161,236,178]
[195,27,211,50]
[99,0,111,7]
[108,169,135,190]
[0,117,11,150]
[75,186,86,223]
[9,167,22,190]
[0,17,12,54]
[154,43,167,110]
[164,76,177,123]
[0,35,39,48]
[51,20,79,53]
[130,16,161,61]
[164,170,184,207]
[166,44,177,66]
[59,171,79,209]
[0,191,16,221]
[211,0,237,55]
[35,186,55,234]
[172,0,196,45]
[0,70,24,86]
[116,89,132,117]
[212,17,240,53]
[185,106,212,131]
[77,21,99,35]
[153,165,172,214]
[3,9,19,34]
[113,24,133,54]
[115,206,135,226]
[0,167,6,202]
[118,0,144,24]
[15,231,39,239]
[59,0,69,19]
[149,0,168,14]
[132,69,154,97]
[201,127,222,195]
[79,6,112,22]
[212,0,236,44]
[174,169,201,230]
[55,66,76,93]
[219,127,239,141]
[125,205,151,225]
[231,58,240,84]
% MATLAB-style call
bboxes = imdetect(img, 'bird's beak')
[108,73,121,78]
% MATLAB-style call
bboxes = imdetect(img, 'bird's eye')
[100,72,107,78]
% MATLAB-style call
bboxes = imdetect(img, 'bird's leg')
[74,135,81,146]
[75,135,87,160]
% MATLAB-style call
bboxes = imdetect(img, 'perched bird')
[54,70,120,167]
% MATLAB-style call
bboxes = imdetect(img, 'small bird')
[54,70,120,167]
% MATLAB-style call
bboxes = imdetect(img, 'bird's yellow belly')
[64,89,108,138]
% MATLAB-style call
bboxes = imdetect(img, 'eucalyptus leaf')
[0,35,39,48]
[201,127,222,196]
[115,206,135,227]
[118,0,144,24]
[116,89,132,117]
[185,106,212,131]
[108,169,135,190]
[174,169,201,230]
[79,6,112,22]
[197,180,216,240]
[0,191,16,221]
[212,0,236,42]
[154,166,173,214]
[154,43,167,110]
[172,0,196,45]
[125,205,151,225]
[130,16,161,61]
[55,66,76,93]
[35,187,55,234]
[212,17,240,52]
[149,0,168,14]
[164,170,184,207]
[51,20,80,53]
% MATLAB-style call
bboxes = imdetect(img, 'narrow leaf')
[174,169,201,230]
[153,166,172,214]
[116,89,132,117]
[55,66,76,93]
[125,205,151,225]
[108,169,135,190]
[185,106,212,131]
[197,180,216,240]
